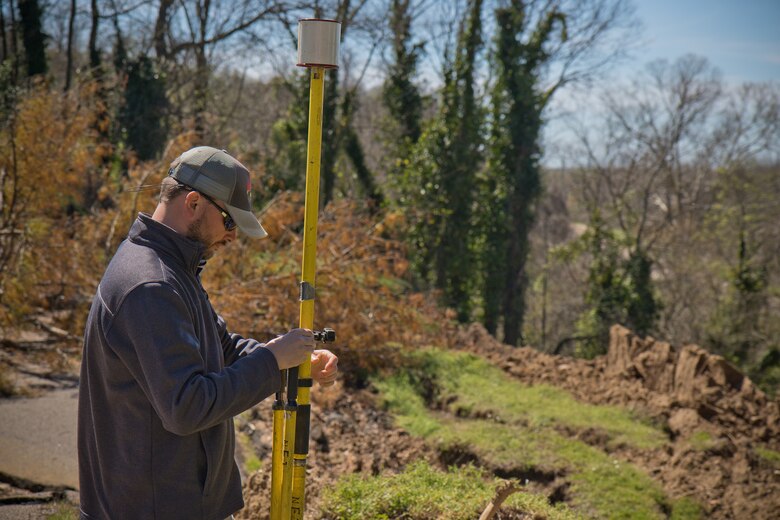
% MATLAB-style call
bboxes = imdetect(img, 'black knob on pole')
[313,328,336,343]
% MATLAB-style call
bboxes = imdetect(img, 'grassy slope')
[319,348,702,519]
[321,461,580,520]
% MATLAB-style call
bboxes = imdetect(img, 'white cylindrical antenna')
[297,19,341,69]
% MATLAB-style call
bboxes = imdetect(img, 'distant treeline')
[0,0,777,394]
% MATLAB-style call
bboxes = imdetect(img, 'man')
[78,146,338,519]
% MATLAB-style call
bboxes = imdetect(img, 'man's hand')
[264,328,315,369]
[311,349,338,387]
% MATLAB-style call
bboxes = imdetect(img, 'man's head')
[154,147,267,259]
[167,146,267,239]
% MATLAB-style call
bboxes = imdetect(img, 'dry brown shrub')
[203,191,455,385]
[3,108,455,383]
[1,84,98,327]
[0,102,203,332]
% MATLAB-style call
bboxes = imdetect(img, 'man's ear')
[180,191,204,224]
[183,190,200,212]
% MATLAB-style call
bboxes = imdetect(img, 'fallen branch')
[479,480,523,520]
[32,318,80,342]
[1,338,58,351]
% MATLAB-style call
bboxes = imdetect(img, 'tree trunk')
[0,0,8,63]
[343,124,382,208]
[193,0,211,138]
[154,0,174,59]
[64,0,75,90]
[502,205,531,346]
[480,176,507,337]
[9,0,18,81]
[18,0,47,78]
[89,0,100,69]
[320,69,340,206]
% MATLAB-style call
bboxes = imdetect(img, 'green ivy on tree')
[401,0,484,322]
[479,1,566,345]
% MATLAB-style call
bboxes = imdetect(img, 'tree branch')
[479,480,522,520]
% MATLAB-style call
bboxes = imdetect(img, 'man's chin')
[204,241,228,259]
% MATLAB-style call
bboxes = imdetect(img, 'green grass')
[377,275,411,294]
[427,414,668,519]
[370,348,696,520]
[688,431,717,451]
[670,496,703,519]
[236,428,262,474]
[755,445,780,468]
[379,349,665,449]
[242,442,262,473]
[0,367,16,397]
[319,460,581,520]
[252,251,299,275]
[45,502,79,520]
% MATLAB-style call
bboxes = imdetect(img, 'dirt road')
[0,388,79,489]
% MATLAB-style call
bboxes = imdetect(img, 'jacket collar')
[128,213,206,274]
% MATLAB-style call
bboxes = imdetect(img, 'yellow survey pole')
[289,64,324,520]
[280,365,298,519]
[269,375,285,519]
[270,18,340,520]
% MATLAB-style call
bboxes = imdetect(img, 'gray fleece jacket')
[78,213,281,520]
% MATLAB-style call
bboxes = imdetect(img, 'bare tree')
[0,119,21,297]
[88,0,100,69]
[706,82,780,168]
[64,0,77,90]
[477,0,639,346]
[570,56,780,360]
[699,84,780,366]
[152,0,293,137]
[0,0,8,62]
[153,0,173,59]
[561,56,723,351]
[577,55,722,251]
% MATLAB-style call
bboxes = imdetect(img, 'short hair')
[159,176,192,203]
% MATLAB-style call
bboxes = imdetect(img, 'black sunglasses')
[177,183,237,231]
[198,191,237,231]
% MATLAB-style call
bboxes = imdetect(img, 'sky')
[630,0,780,84]
[542,0,780,167]
[221,1,780,90]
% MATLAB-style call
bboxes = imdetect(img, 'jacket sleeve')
[216,313,265,367]
[105,281,281,436]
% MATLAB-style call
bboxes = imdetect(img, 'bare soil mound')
[240,323,779,519]
[3,319,777,518]
[453,323,780,519]
[237,384,432,519]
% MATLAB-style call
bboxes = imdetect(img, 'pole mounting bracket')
[299,281,315,301]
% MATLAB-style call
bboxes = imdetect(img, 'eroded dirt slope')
[452,324,780,519]
[2,320,777,518]
[240,324,779,519]
[237,385,432,519]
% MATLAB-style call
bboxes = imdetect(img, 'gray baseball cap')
[169,146,267,238]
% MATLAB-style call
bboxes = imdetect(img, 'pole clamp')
[299,281,315,301]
